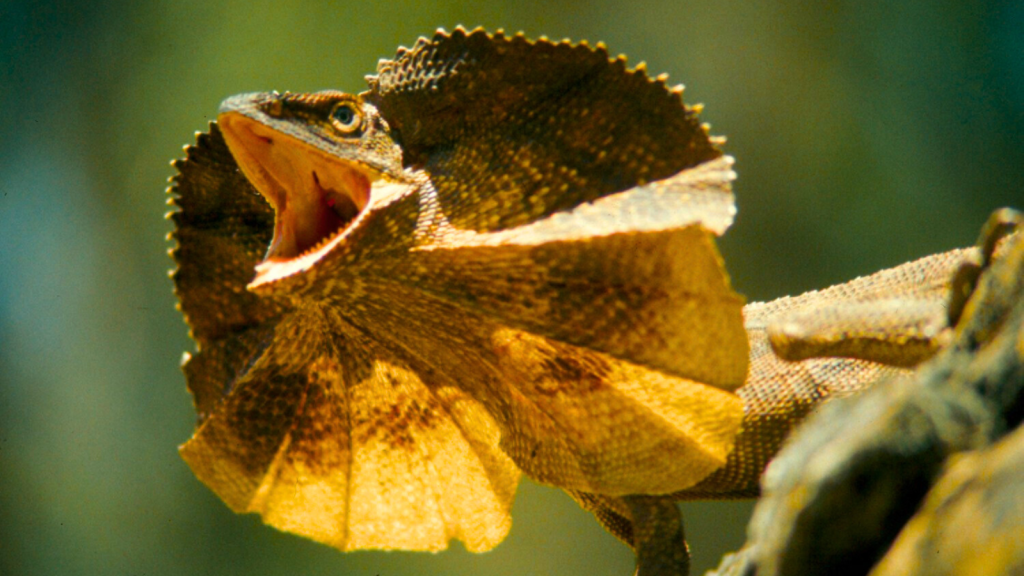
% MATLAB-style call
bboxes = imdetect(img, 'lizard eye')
[330,103,362,134]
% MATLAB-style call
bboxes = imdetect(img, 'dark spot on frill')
[539,353,611,395]
[353,393,443,451]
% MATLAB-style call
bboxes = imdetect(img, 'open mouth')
[218,112,373,285]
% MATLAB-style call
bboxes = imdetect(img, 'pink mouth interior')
[218,113,372,263]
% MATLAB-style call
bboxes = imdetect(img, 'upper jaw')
[217,106,374,281]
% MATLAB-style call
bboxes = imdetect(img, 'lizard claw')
[948,207,1022,327]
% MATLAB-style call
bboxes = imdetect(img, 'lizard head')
[218,90,404,280]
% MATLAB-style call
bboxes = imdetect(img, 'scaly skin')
[167,26,984,576]
[706,212,1023,576]
[567,247,970,573]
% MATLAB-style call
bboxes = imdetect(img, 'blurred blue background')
[1,1,1021,575]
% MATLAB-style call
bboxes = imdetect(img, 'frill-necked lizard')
[167,27,984,575]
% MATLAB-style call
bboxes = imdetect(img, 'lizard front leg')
[567,490,689,576]
[766,208,1023,369]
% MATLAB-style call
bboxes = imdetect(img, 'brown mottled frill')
[168,26,746,553]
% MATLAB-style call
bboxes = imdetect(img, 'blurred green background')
[1,1,1021,575]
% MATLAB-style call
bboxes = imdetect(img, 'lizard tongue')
[218,111,371,263]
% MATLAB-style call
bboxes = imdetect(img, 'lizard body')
[710,213,1024,576]
[168,27,980,575]
[688,245,968,499]
[568,247,969,554]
